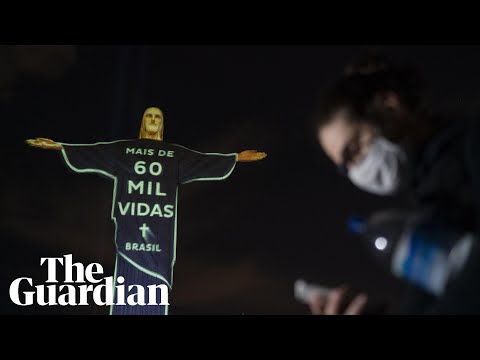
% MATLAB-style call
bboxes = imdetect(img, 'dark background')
[2,45,480,315]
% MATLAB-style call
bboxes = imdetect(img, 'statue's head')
[139,107,164,141]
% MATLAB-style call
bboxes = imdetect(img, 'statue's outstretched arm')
[26,138,63,150]
[236,150,267,162]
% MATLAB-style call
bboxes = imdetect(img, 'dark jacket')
[394,117,480,314]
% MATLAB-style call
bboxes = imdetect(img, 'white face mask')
[348,136,410,195]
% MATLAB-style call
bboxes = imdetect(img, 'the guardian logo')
[9,254,169,306]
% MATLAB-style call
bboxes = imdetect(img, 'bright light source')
[375,237,388,251]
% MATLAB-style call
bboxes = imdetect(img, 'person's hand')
[237,150,267,162]
[308,284,368,315]
[26,138,63,150]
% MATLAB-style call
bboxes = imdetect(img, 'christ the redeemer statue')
[26,107,267,315]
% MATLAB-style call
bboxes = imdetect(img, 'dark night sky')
[2,45,480,314]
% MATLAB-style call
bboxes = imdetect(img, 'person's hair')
[314,53,427,132]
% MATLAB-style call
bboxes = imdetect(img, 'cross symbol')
[139,223,150,239]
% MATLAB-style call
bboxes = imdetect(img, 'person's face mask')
[347,136,410,195]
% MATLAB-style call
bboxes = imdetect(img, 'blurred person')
[311,53,480,314]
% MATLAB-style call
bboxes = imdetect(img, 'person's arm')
[409,119,480,315]
[420,118,480,314]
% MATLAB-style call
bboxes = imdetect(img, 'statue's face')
[143,107,164,136]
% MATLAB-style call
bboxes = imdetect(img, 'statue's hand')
[237,150,267,162]
[25,138,63,150]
